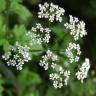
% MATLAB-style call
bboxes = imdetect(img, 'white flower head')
[49,73,63,88]
[38,2,65,22]
[26,23,51,45]
[39,50,58,70]
[75,58,90,83]
[65,42,81,63]
[49,70,70,88]
[64,70,70,85]
[2,42,31,70]
[64,15,87,41]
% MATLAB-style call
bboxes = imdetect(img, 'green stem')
[30,49,65,52]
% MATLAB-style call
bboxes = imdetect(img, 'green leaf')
[0,15,6,38]
[10,0,22,3]
[46,87,64,96]
[24,90,39,96]
[12,24,28,44]
[10,1,32,22]
[18,68,41,87]
[0,0,6,12]
[83,78,95,95]
[52,24,65,39]
[0,39,9,52]
[13,25,26,36]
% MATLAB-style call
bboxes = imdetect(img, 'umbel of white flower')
[2,42,31,70]
[64,15,87,41]
[2,2,91,89]
[26,23,51,45]
[39,50,70,88]
[75,58,90,83]
[38,2,65,22]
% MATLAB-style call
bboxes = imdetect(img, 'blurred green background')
[0,0,96,96]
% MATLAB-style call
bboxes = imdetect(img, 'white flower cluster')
[49,73,63,88]
[64,15,87,41]
[38,2,65,22]
[2,42,31,70]
[39,50,58,70]
[75,58,90,83]
[64,70,70,85]
[49,70,70,88]
[26,23,51,45]
[65,42,81,63]
[39,50,70,88]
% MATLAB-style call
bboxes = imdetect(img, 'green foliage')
[18,68,41,96]
[30,44,44,51]
[27,0,41,5]
[0,75,4,96]
[0,0,96,96]
[18,68,41,86]
[12,24,28,44]
[0,39,9,52]
[0,0,6,12]
[10,0,23,3]
[10,1,32,22]
[0,15,6,38]
[46,87,64,96]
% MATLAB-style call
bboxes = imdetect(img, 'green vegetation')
[0,0,96,96]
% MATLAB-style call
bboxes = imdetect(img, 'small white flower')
[7,59,16,66]
[75,58,90,83]
[2,52,11,60]
[75,56,80,62]
[39,60,48,70]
